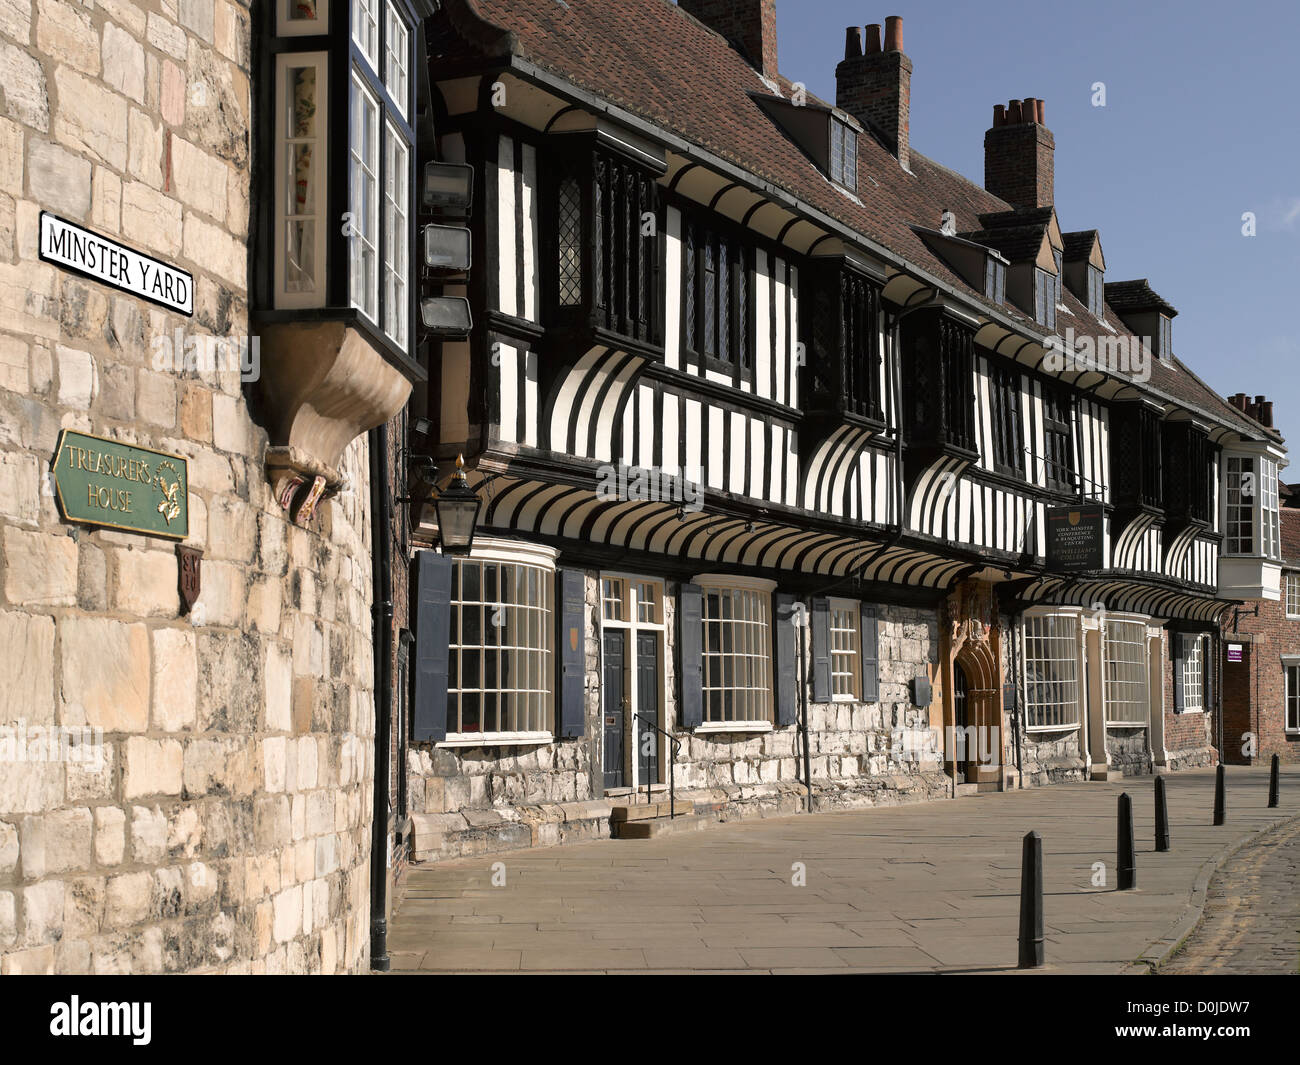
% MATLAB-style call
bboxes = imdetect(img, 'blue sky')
[768,0,1300,451]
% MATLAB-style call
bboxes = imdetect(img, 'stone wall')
[0,0,376,974]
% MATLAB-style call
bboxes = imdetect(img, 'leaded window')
[1022,613,1079,729]
[829,115,857,190]
[841,270,881,420]
[1086,264,1105,317]
[1042,382,1075,493]
[557,175,583,306]
[681,212,752,374]
[700,582,773,724]
[1034,268,1056,330]
[984,256,1005,304]
[989,363,1024,476]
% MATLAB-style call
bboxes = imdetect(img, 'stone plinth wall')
[0,0,376,974]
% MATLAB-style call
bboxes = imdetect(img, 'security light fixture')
[419,296,473,336]
[423,223,472,270]
[422,161,474,213]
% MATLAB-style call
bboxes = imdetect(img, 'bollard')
[1018,830,1044,969]
[1269,754,1280,809]
[1154,776,1170,853]
[1117,792,1136,890]
[1213,764,1226,826]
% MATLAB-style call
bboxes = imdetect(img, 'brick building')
[1222,397,1300,766]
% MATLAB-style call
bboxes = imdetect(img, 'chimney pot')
[1261,401,1275,427]
[993,103,1005,127]
[1256,395,1266,406]
[1036,99,1046,124]
[884,15,903,52]
[1022,98,1037,123]
[844,26,863,59]
[864,22,881,53]
[1007,99,1023,124]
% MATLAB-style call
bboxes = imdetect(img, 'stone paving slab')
[388,766,1300,974]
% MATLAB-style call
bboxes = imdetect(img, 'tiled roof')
[1062,230,1099,261]
[958,224,1048,265]
[1104,278,1179,317]
[434,0,1278,443]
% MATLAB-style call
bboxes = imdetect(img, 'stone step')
[612,814,709,840]
[609,799,693,822]
[953,783,981,798]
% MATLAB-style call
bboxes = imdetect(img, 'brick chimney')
[836,15,911,171]
[984,98,1054,209]
[679,0,778,76]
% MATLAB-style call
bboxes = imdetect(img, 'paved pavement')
[387,765,1300,974]
[1159,814,1300,975]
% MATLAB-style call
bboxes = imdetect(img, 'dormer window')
[1052,249,1063,307]
[1034,268,1056,330]
[984,256,1005,304]
[1156,314,1173,361]
[1086,265,1105,317]
[829,116,857,191]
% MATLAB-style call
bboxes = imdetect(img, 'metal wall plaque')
[1045,504,1105,572]
[39,211,194,316]
[52,430,189,540]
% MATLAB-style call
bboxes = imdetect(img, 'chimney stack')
[836,15,912,171]
[679,0,779,76]
[984,96,1055,210]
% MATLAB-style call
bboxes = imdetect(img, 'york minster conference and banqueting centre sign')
[53,431,189,540]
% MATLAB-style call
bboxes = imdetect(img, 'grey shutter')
[860,603,879,703]
[1203,634,1216,715]
[678,583,703,728]
[556,569,586,738]
[810,597,832,703]
[412,550,453,742]
[1172,634,1185,715]
[773,593,798,728]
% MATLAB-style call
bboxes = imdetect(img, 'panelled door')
[637,630,660,785]
[603,630,627,790]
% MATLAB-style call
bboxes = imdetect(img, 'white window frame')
[828,597,860,701]
[383,0,409,119]
[440,537,557,748]
[351,0,379,71]
[1181,633,1205,715]
[1224,455,1255,555]
[382,121,408,347]
[349,72,380,323]
[1262,459,1280,560]
[1020,609,1082,732]
[1285,656,1300,734]
[1287,573,1300,619]
[1103,615,1150,726]
[695,574,776,733]
[278,0,330,36]
[273,52,329,310]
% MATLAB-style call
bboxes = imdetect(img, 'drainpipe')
[797,608,812,813]
[369,423,395,972]
[1010,610,1024,787]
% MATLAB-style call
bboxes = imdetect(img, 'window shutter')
[860,604,880,703]
[556,569,586,738]
[1171,634,1185,715]
[1204,635,1216,715]
[677,583,703,728]
[773,593,799,728]
[810,596,832,702]
[412,550,453,742]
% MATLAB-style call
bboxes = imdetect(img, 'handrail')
[634,712,681,819]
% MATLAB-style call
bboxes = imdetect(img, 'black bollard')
[1154,776,1170,853]
[1213,764,1226,826]
[1117,792,1136,890]
[1018,830,1044,969]
[1269,754,1280,809]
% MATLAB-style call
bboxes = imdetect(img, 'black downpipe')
[369,424,395,972]
[797,607,812,813]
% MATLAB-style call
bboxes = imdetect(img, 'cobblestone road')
[1159,816,1300,975]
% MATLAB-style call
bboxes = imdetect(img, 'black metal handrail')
[635,712,681,818]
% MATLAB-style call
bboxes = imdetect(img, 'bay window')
[698,577,774,726]
[1224,454,1280,558]
[1021,612,1080,729]
[447,554,554,739]
[1103,617,1149,726]
[265,0,416,356]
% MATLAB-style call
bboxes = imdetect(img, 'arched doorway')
[953,662,970,783]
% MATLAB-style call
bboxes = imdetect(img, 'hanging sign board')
[52,430,189,540]
[1045,504,1105,572]
[1227,644,1243,663]
[39,212,193,316]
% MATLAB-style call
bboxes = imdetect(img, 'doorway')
[599,576,665,792]
[953,662,970,783]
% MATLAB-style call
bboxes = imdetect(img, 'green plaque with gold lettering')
[52,430,189,540]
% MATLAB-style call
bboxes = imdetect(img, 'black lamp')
[433,454,482,556]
